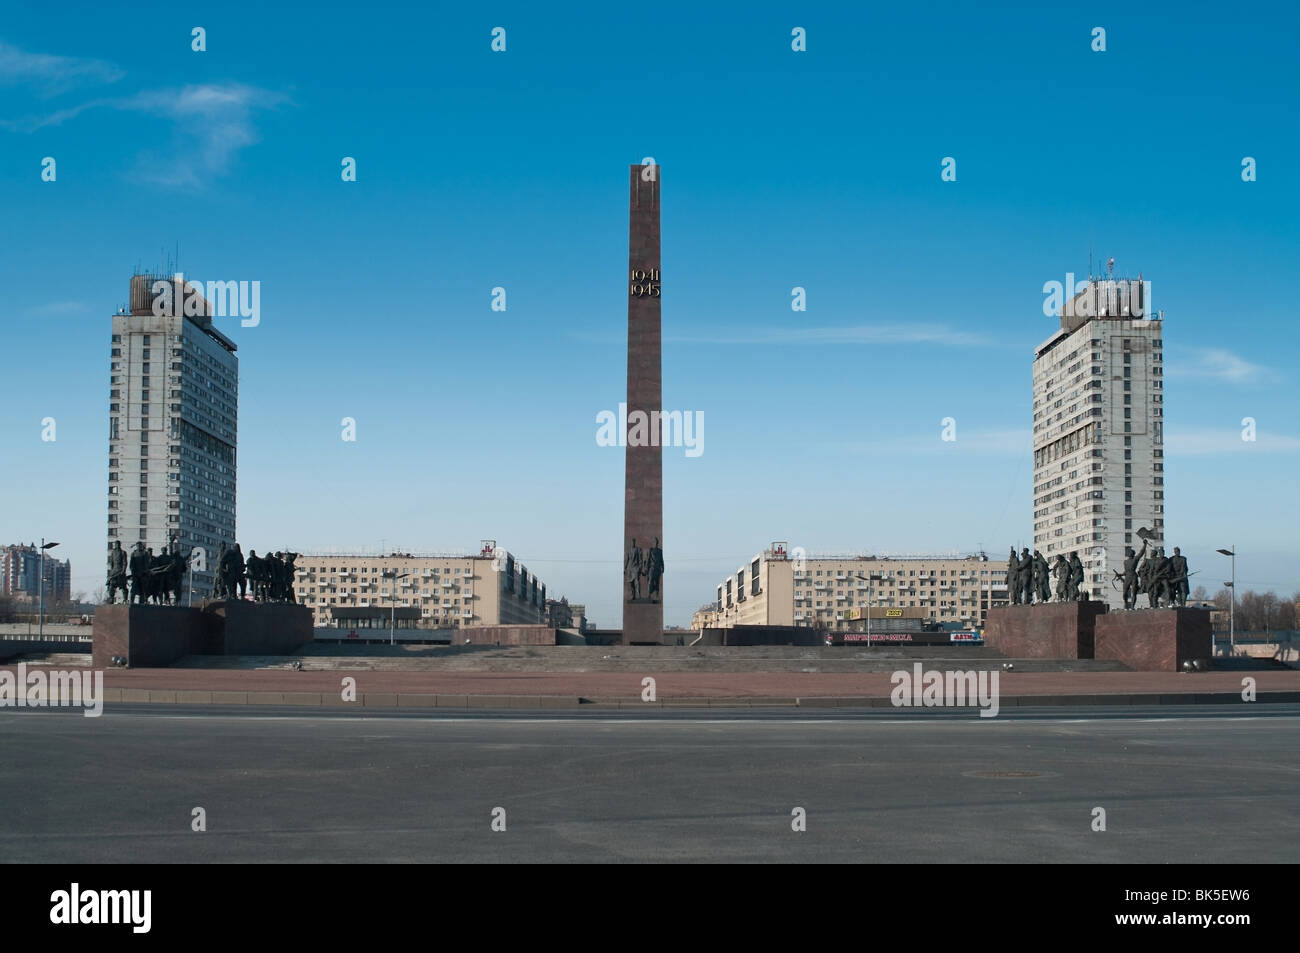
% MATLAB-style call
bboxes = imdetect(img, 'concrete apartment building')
[0,543,72,603]
[293,546,552,630]
[108,274,238,599]
[1032,275,1164,608]
[705,545,1009,632]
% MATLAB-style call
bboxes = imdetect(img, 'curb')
[89,688,1300,710]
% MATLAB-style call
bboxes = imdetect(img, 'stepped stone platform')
[170,644,1132,674]
[5,661,1298,709]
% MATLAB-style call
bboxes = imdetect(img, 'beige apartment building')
[294,545,551,630]
[1033,275,1164,608]
[704,544,1009,632]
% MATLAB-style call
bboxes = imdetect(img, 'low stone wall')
[460,625,568,646]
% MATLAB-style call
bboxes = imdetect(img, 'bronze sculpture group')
[214,542,298,603]
[1007,547,1084,604]
[1005,536,1191,610]
[106,538,189,606]
[105,537,298,605]
[625,537,664,602]
[1114,539,1190,609]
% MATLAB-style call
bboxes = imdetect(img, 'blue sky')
[1,1,1297,627]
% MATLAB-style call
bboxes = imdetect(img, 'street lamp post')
[854,573,885,647]
[383,570,411,645]
[38,539,60,640]
[1217,547,1235,656]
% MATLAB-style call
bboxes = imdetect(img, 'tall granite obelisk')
[622,164,664,645]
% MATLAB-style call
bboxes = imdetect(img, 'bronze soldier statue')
[143,546,160,603]
[1067,551,1085,601]
[647,538,664,602]
[228,543,247,600]
[1032,550,1050,604]
[625,539,642,601]
[1121,539,1147,610]
[214,541,229,600]
[246,549,266,601]
[128,542,148,604]
[107,540,128,604]
[1006,548,1018,604]
[167,540,187,606]
[1017,548,1034,606]
[270,552,287,601]
[1052,554,1069,601]
[1141,547,1160,608]
[1168,547,1189,608]
[148,547,170,604]
[282,552,298,603]
[1151,548,1172,608]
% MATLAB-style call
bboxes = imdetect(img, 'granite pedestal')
[200,599,312,655]
[984,601,1108,659]
[1094,608,1212,672]
[92,605,208,668]
[93,600,313,667]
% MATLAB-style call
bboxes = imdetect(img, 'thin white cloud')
[0,39,123,96]
[1167,348,1273,386]
[3,81,289,189]
[1165,428,1300,455]
[124,84,289,188]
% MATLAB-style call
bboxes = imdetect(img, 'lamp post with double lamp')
[1217,547,1235,655]
[38,539,60,639]
[382,570,411,645]
[853,573,886,646]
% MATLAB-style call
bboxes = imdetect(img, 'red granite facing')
[201,600,312,655]
[92,604,208,668]
[1094,608,1213,672]
[93,601,312,667]
[984,601,1109,659]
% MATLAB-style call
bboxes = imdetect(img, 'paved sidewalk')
[5,664,1298,708]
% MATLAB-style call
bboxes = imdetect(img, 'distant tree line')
[1191,585,1299,633]
[0,593,91,624]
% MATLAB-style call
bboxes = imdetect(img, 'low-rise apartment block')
[708,544,1009,631]
[294,545,554,630]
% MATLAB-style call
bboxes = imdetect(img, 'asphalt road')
[3,706,1298,863]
